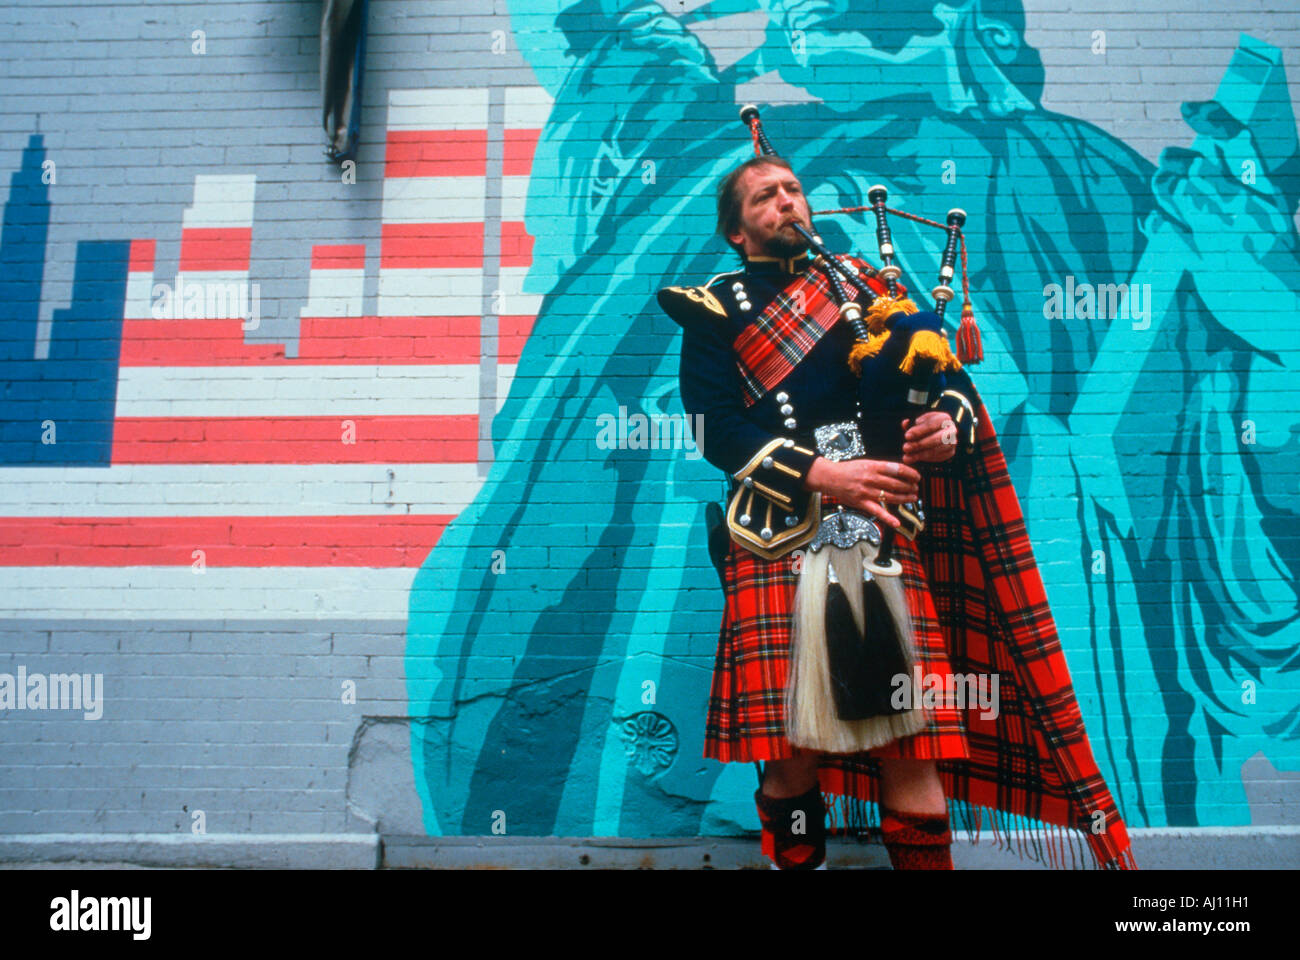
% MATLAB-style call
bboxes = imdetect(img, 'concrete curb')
[0,834,380,870]
[1,828,1296,869]
[383,828,1300,870]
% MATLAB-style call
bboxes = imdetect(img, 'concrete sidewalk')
[1,828,1297,869]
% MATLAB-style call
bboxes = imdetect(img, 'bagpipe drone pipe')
[739,104,984,752]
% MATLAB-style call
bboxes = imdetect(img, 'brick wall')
[0,0,1298,849]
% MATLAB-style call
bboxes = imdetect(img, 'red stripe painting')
[0,516,453,567]
[110,415,480,464]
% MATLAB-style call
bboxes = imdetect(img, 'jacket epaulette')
[656,271,746,331]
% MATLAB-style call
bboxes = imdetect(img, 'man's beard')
[762,222,811,259]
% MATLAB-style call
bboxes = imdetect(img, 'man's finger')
[866,500,902,529]
[920,439,955,459]
[911,412,952,434]
[907,431,950,453]
[858,460,920,486]
[872,475,919,496]
[891,462,923,484]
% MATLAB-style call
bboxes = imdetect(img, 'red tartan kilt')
[704,494,970,764]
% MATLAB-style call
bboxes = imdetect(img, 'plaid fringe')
[819,789,1138,870]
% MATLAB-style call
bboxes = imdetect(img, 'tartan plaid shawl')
[817,388,1138,870]
[733,256,893,407]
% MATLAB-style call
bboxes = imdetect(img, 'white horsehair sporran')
[785,421,927,752]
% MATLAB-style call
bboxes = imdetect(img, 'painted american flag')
[0,86,553,622]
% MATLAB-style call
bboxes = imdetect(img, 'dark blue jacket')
[660,252,979,509]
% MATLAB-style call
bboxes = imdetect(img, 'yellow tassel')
[865,296,917,332]
[899,329,962,374]
[847,333,889,375]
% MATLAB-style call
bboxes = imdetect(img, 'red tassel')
[956,301,983,364]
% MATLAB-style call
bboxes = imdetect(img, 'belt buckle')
[808,506,881,553]
[813,420,864,462]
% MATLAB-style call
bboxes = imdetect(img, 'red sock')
[880,806,954,870]
[754,785,826,870]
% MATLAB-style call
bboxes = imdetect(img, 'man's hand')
[802,456,922,530]
[901,411,957,465]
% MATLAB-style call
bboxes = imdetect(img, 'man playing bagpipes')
[657,107,1137,871]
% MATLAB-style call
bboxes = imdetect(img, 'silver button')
[776,391,789,403]
[779,404,793,416]
[739,513,751,526]
[743,476,754,488]
[760,527,773,541]
[782,438,795,448]
[732,281,744,292]
[784,417,797,429]
[762,456,773,469]
[739,300,752,311]
[785,515,798,527]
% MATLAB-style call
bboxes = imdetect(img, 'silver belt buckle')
[808,506,881,553]
[813,420,864,462]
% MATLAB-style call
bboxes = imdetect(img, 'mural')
[0,0,1293,845]
[406,0,1300,836]
[0,74,563,622]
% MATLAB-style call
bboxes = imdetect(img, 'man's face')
[728,164,814,259]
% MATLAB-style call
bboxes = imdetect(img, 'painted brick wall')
[0,0,1298,848]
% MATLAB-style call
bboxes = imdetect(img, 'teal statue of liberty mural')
[407,0,1300,835]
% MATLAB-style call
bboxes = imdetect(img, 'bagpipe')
[737,104,984,752]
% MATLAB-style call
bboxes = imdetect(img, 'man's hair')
[716,155,794,257]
